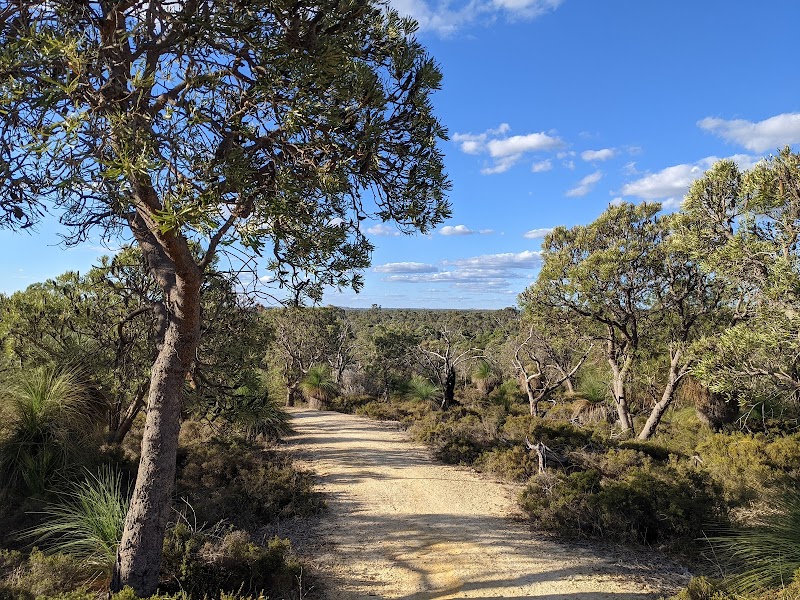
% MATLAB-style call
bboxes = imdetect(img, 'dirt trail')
[285,409,688,599]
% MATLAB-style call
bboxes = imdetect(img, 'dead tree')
[512,326,592,416]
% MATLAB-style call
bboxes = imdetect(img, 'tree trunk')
[524,376,542,416]
[609,358,634,434]
[112,225,202,595]
[286,381,299,407]
[638,349,685,440]
[441,366,456,409]
[108,386,146,445]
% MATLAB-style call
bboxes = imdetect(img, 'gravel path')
[284,408,688,599]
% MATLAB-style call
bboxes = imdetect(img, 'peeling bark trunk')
[638,349,686,440]
[286,381,299,407]
[523,375,542,417]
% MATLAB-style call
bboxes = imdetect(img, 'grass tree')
[300,365,339,411]
[0,366,93,498]
[0,2,450,594]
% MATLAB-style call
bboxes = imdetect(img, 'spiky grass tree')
[230,392,294,441]
[26,466,130,574]
[473,360,495,397]
[707,488,800,594]
[407,376,441,405]
[568,367,610,425]
[300,365,338,411]
[0,366,93,497]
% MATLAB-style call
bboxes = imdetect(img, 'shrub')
[176,431,322,527]
[520,460,727,550]
[0,549,92,599]
[160,524,300,598]
[696,433,800,505]
[475,446,538,481]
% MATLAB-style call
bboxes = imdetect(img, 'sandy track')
[284,409,687,599]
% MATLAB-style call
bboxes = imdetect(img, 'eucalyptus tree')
[0,1,450,593]
[361,324,418,400]
[676,150,800,414]
[267,306,348,406]
[508,316,593,417]
[525,203,668,433]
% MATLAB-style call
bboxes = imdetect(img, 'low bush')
[0,548,94,599]
[176,428,322,527]
[520,460,727,550]
[160,524,300,599]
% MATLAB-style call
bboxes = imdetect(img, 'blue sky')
[3,1,800,308]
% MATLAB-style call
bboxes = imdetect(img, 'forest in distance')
[3,151,800,599]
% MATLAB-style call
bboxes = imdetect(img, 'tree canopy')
[0,0,451,594]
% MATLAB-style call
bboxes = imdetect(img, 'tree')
[418,324,483,409]
[267,306,347,406]
[362,324,418,400]
[675,151,800,417]
[509,321,591,417]
[635,226,729,439]
[526,203,667,433]
[299,364,338,410]
[0,3,450,594]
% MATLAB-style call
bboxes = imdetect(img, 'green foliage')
[695,432,800,505]
[406,376,441,403]
[705,489,800,595]
[0,366,94,497]
[161,524,300,599]
[176,427,322,527]
[223,392,293,442]
[300,365,338,409]
[668,577,729,600]
[0,549,92,599]
[520,460,727,550]
[24,467,129,572]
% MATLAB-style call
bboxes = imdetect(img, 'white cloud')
[621,164,701,201]
[438,225,495,236]
[623,161,639,176]
[620,154,762,207]
[366,223,400,236]
[480,155,520,175]
[581,148,616,162]
[389,0,562,36]
[563,160,575,170]
[374,262,439,273]
[487,132,564,157]
[566,170,603,197]
[523,227,554,239]
[380,250,541,295]
[531,159,553,173]
[440,224,475,236]
[444,250,541,269]
[454,124,564,175]
[698,113,800,153]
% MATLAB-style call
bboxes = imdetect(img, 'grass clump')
[24,466,129,572]
[0,366,95,498]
